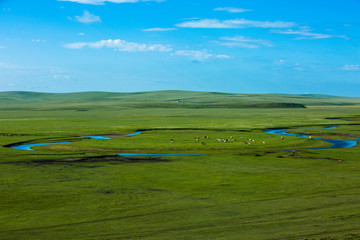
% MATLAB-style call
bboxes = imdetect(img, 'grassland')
[1,90,360,240]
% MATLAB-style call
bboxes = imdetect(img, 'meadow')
[1,91,360,240]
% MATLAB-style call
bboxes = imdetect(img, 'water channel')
[9,127,359,155]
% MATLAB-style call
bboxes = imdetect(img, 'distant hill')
[0,90,359,111]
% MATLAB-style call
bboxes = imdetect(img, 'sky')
[0,0,359,96]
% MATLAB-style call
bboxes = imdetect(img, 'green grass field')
[1,91,360,240]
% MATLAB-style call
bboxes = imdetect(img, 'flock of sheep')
[170,135,272,145]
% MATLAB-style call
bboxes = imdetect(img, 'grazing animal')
[170,139,174,143]
[202,142,206,145]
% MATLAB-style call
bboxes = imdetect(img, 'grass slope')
[0,91,360,240]
[1,90,360,110]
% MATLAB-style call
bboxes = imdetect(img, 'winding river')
[265,128,359,151]
[8,127,359,155]
[9,131,201,157]
[10,142,72,151]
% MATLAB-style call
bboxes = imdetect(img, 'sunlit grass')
[0,91,360,239]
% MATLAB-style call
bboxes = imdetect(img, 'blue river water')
[86,136,111,140]
[323,126,338,129]
[127,131,144,136]
[85,132,143,139]
[9,131,201,156]
[265,128,358,151]
[10,142,71,151]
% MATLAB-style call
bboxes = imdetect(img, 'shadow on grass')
[0,155,171,166]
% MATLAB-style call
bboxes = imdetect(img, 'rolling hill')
[0,90,359,111]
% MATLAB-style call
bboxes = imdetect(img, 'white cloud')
[63,39,172,52]
[176,18,296,29]
[142,28,176,32]
[32,39,46,43]
[343,65,359,71]
[272,28,349,40]
[64,39,231,62]
[173,50,230,61]
[216,54,232,60]
[274,59,286,65]
[219,36,273,48]
[75,10,101,24]
[214,7,252,13]
[78,32,85,36]
[0,46,5,49]
[58,0,164,5]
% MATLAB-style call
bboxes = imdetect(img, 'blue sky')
[0,0,359,96]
